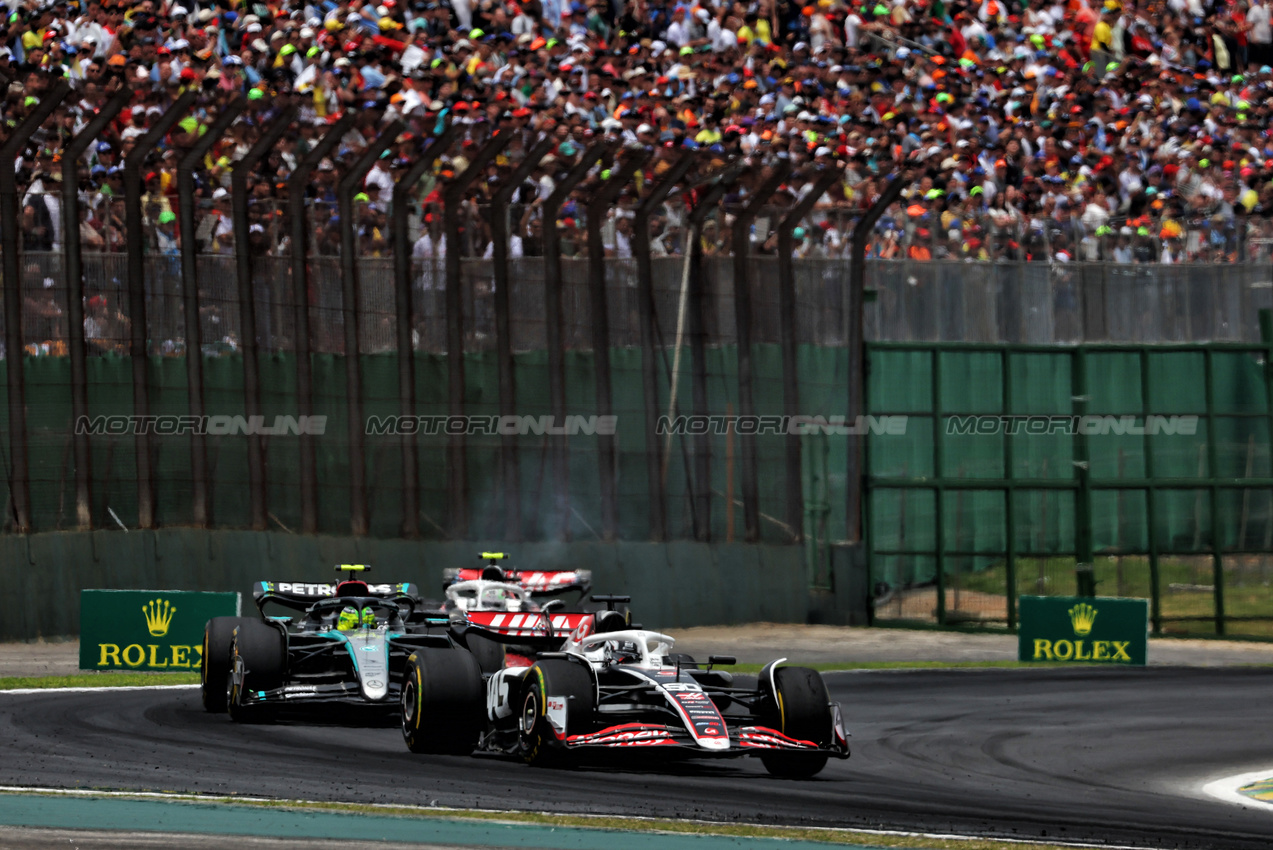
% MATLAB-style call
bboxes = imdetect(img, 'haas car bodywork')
[401,599,850,777]
[200,566,449,722]
[442,552,591,604]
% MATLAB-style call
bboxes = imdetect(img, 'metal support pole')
[776,169,839,542]
[541,141,615,540]
[442,130,513,540]
[289,112,356,534]
[685,164,743,541]
[391,122,460,539]
[0,79,69,532]
[632,153,695,541]
[846,172,908,543]
[730,159,790,542]
[585,150,651,541]
[489,135,554,541]
[232,104,298,531]
[178,97,243,528]
[125,89,197,530]
[338,119,404,536]
[62,86,130,530]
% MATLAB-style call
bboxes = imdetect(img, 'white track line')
[0,685,197,695]
[0,785,1165,849]
[1202,768,1273,811]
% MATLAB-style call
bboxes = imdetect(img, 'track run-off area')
[4,667,1273,848]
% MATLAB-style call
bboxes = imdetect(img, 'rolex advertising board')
[80,590,240,671]
[1018,596,1148,666]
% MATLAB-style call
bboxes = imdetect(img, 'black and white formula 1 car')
[400,599,850,777]
[442,552,592,605]
[200,565,448,722]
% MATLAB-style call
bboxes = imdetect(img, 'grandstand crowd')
[5,0,1273,265]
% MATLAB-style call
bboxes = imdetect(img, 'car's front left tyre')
[759,666,832,779]
[520,659,593,768]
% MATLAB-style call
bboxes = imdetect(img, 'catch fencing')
[4,92,1273,627]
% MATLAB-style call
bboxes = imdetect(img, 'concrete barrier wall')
[2,530,865,641]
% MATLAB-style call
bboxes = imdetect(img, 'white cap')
[212,187,229,200]
[637,123,653,134]
[171,5,188,16]
[245,22,262,32]
[695,8,710,20]
[815,146,831,157]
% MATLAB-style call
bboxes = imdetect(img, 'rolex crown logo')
[1068,602,1097,636]
[143,599,176,637]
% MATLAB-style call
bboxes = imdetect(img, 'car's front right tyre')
[201,616,249,713]
[401,648,484,754]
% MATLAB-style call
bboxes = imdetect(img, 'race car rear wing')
[456,610,596,646]
[253,580,422,613]
[442,568,592,598]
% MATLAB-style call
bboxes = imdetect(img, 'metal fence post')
[178,97,243,528]
[730,159,790,542]
[338,119,404,536]
[391,122,460,539]
[443,129,513,540]
[686,163,743,541]
[632,152,695,541]
[0,78,69,532]
[232,104,298,531]
[541,141,616,541]
[289,112,357,534]
[61,86,130,531]
[489,135,554,541]
[776,169,839,542]
[586,149,650,541]
[124,89,197,530]
[846,173,908,543]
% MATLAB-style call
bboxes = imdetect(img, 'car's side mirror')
[707,655,736,667]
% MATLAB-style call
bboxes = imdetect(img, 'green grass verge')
[0,673,199,690]
[0,789,1121,850]
[718,660,1137,674]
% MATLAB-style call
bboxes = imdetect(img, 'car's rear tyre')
[227,620,286,724]
[759,666,832,779]
[520,659,593,767]
[463,631,506,675]
[401,648,484,754]
[201,616,248,713]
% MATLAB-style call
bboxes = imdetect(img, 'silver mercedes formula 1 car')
[400,598,850,777]
[200,565,447,722]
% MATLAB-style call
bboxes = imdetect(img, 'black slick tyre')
[760,666,831,778]
[520,659,593,767]
[227,619,286,724]
[401,648,484,754]
[201,616,248,713]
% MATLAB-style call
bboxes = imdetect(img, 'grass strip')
[719,660,1142,674]
[0,673,199,690]
[0,788,1127,850]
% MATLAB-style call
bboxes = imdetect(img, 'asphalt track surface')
[5,668,1273,849]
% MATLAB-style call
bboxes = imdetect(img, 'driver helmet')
[337,605,360,631]
[361,606,377,627]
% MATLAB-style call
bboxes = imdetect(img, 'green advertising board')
[1018,595,1148,666]
[80,590,240,671]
